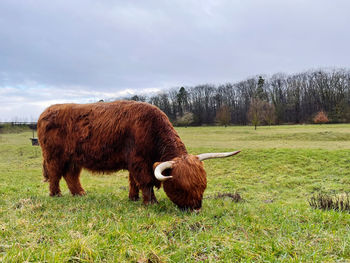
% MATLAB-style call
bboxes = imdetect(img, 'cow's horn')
[154,161,175,181]
[197,151,241,161]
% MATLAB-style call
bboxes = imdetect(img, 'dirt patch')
[213,192,243,202]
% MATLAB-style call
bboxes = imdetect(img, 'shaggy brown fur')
[37,100,207,209]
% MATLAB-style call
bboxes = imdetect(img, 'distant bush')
[313,111,329,124]
[176,112,194,127]
[0,123,31,134]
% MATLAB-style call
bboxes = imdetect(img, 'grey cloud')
[0,0,350,120]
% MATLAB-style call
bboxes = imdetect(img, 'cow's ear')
[153,162,161,171]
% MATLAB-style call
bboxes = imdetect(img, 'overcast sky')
[1,0,349,121]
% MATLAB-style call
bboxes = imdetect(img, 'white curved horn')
[197,151,241,161]
[154,161,175,181]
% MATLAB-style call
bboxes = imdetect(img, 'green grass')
[1,124,350,262]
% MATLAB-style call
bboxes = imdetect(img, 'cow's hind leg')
[45,160,63,196]
[128,174,140,201]
[63,164,85,196]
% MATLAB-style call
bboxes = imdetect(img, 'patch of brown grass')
[309,193,350,212]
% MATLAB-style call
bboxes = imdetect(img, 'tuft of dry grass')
[309,193,350,212]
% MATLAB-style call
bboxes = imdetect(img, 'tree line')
[126,69,350,126]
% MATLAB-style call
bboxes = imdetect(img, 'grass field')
[1,124,350,262]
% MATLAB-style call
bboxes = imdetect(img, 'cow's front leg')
[141,185,158,205]
[129,159,158,205]
[128,173,139,201]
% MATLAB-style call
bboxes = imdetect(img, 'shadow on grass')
[27,192,185,216]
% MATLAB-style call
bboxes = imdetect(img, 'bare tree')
[247,99,276,129]
[263,102,276,126]
[216,105,231,127]
[247,99,265,130]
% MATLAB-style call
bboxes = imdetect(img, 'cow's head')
[153,151,240,210]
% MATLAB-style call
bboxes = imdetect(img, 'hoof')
[50,192,62,197]
[73,190,86,196]
[143,199,158,205]
[129,196,140,201]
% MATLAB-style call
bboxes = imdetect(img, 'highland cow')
[37,100,240,210]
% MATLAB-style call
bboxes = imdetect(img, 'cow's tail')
[42,160,50,182]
